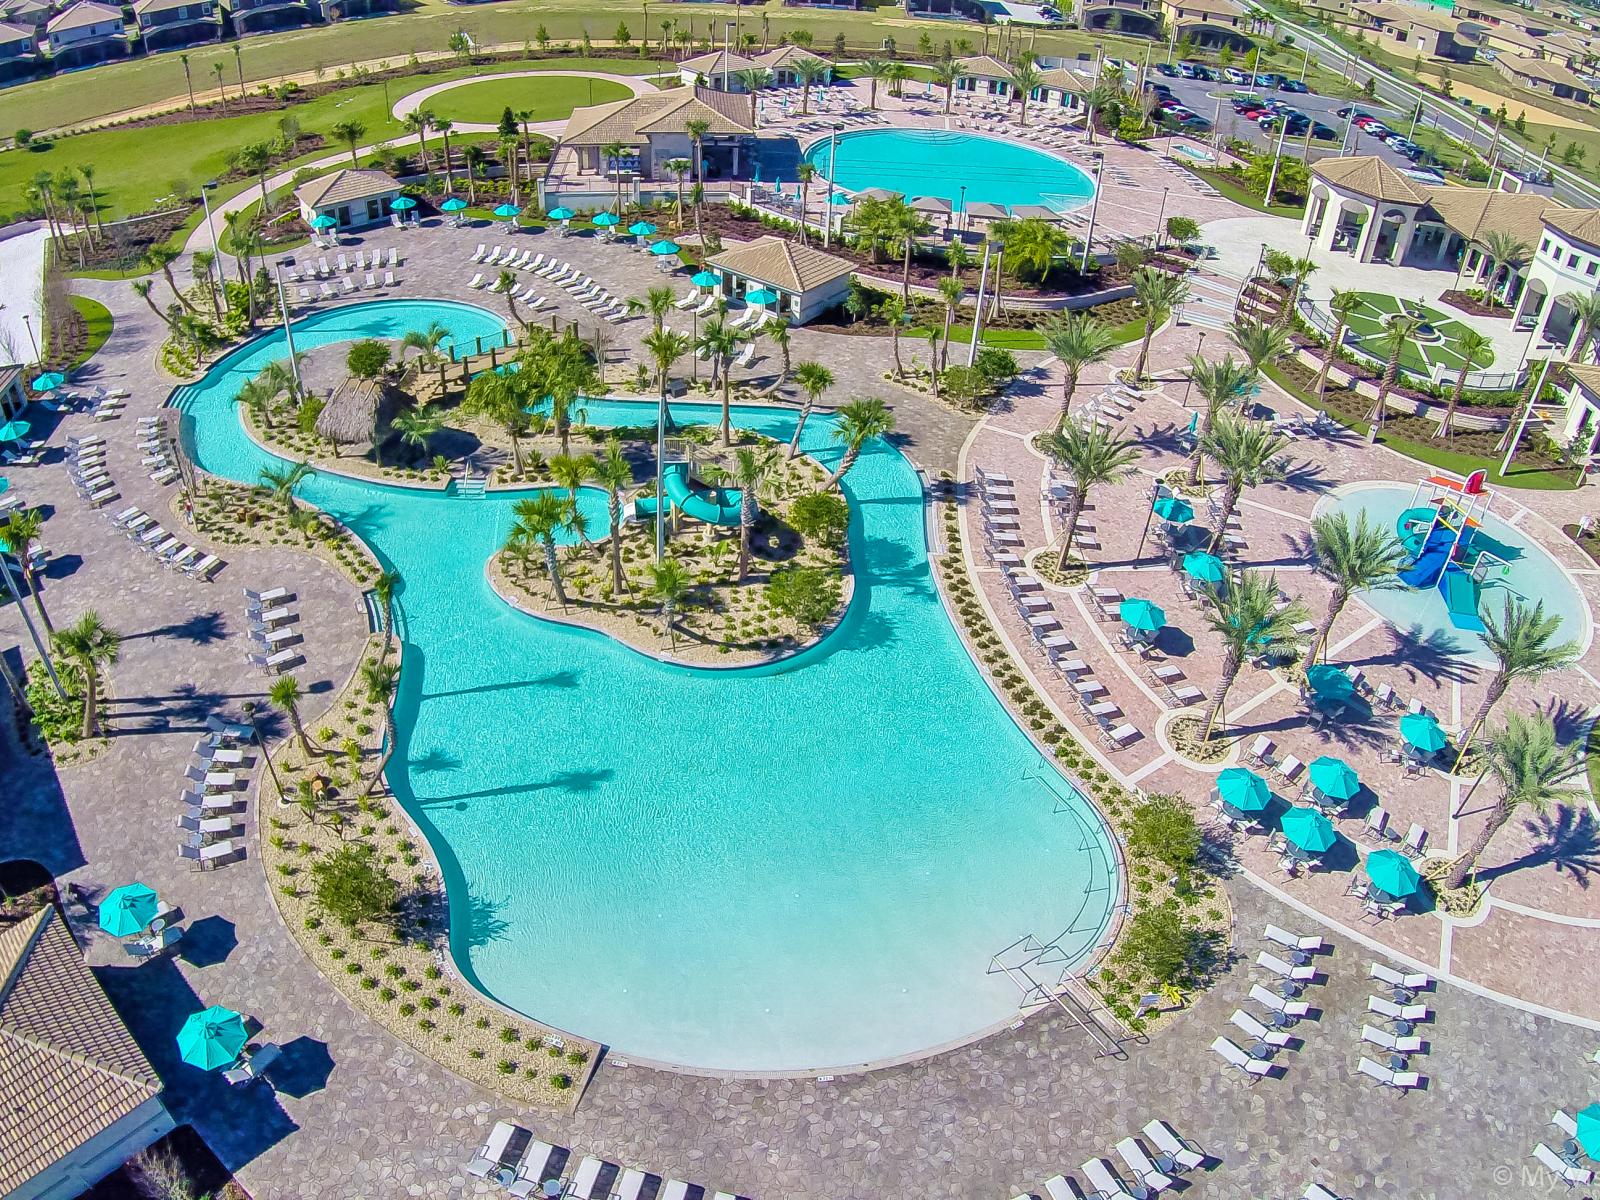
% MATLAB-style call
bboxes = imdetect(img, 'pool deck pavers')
[4,137,1600,1197]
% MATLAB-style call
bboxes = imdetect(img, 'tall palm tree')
[735,67,769,95]
[795,57,830,115]
[861,57,892,108]
[359,660,400,799]
[642,327,691,399]
[141,244,195,313]
[685,118,710,185]
[1458,597,1578,766]
[1130,267,1190,382]
[825,397,895,490]
[1479,230,1530,306]
[1566,289,1600,365]
[0,510,53,633]
[51,611,118,739]
[601,139,628,214]
[131,280,178,333]
[1228,315,1292,377]
[594,437,633,596]
[1439,327,1494,443]
[875,294,908,379]
[1198,570,1308,740]
[269,673,314,757]
[733,445,776,581]
[330,118,366,166]
[1041,311,1118,426]
[191,249,222,320]
[788,361,833,459]
[496,270,525,328]
[372,570,399,660]
[696,316,741,445]
[1443,712,1585,889]
[258,460,313,515]
[1037,421,1139,569]
[647,557,691,646]
[1202,414,1287,552]
[795,162,816,245]
[432,116,455,187]
[763,318,792,382]
[1008,60,1043,126]
[1305,510,1406,663]
[510,492,576,607]
[1315,289,1362,408]
[403,109,433,173]
[643,284,676,332]
[932,58,961,114]
[1367,313,1423,443]
[548,453,597,542]
[666,158,691,228]
[1279,256,1318,327]
[935,276,965,373]
[1185,352,1255,486]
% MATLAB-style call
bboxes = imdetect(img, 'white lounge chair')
[384,270,397,287]
[466,273,485,289]
[1256,951,1315,982]
[1304,1186,1341,1200]
[298,286,313,304]
[1355,1055,1421,1089]
[659,1182,690,1200]
[465,1121,517,1178]
[1361,1023,1422,1054]
[1141,1121,1204,1172]
[470,244,487,262]
[1114,1137,1175,1193]
[675,289,699,309]
[489,275,508,293]
[1231,1008,1292,1048]
[1371,962,1430,991]
[1249,983,1310,1019]
[336,253,349,272]
[566,1156,603,1200]
[188,554,221,580]
[483,246,503,265]
[1368,995,1428,1022]
[1042,1175,1075,1200]
[388,247,400,268]
[610,1169,647,1200]
[365,271,378,289]
[1081,1155,1136,1198]
[1211,1036,1272,1078]
[1264,925,1323,953]
[506,1141,555,1197]
[1533,1143,1595,1185]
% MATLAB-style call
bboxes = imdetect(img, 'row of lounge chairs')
[299,271,398,305]
[467,1119,740,1200]
[136,415,181,487]
[70,431,119,509]
[176,716,254,871]
[1009,1120,1207,1199]
[285,248,400,281]
[1214,931,1330,1082]
[243,585,304,674]
[109,502,223,579]
[1356,961,1432,1090]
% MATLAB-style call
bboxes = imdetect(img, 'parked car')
[1225,67,1251,84]
[1311,121,1337,140]
[1180,113,1212,129]
[1145,82,1174,98]
[1280,79,1310,93]
[1335,106,1372,119]
[1193,65,1216,80]
[1154,62,1180,77]
[1177,60,1199,77]
[1255,73,1283,87]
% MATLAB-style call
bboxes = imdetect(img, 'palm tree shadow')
[127,610,230,645]
[1351,623,1475,687]
[1272,458,1335,496]
[410,747,463,775]
[1480,806,1600,887]
[1134,421,1192,456]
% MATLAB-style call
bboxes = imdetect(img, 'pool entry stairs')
[1395,470,1492,634]
[454,477,488,500]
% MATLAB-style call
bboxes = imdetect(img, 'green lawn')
[66,295,114,367]
[1185,167,1301,217]
[429,74,632,125]
[1341,293,1495,380]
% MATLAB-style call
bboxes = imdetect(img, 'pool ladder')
[455,477,487,500]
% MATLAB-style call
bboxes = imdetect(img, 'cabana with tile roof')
[294,168,402,232]
[954,54,1018,96]
[0,906,174,1200]
[703,235,856,324]
[1029,67,1085,112]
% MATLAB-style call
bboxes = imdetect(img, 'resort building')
[703,235,855,324]
[294,168,403,232]
[544,86,755,209]
[1514,207,1600,355]
[1030,67,1086,111]
[1351,0,1477,58]
[0,364,27,421]
[1556,363,1600,456]
[0,906,175,1200]
[754,44,834,86]
[954,54,1019,95]
[1157,0,1258,49]
[1490,51,1594,101]
[131,0,219,49]
[42,1,127,65]
[676,47,833,91]
[1076,0,1163,36]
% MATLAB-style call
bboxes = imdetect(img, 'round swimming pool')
[172,299,1119,1073]
[1318,483,1592,666]
[802,128,1096,214]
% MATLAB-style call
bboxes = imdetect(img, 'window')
[1588,261,1598,276]
[366,198,380,220]
[1542,237,1551,254]
[1570,251,1581,267]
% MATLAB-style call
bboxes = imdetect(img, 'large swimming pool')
[174,299,1118,1072]
[802,128,1097,214]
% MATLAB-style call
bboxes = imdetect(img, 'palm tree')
[391,405,442,464]
[462,144,489,205]
[497,270,525,328]
[696,316,741,445]
[131,280,178,333]
[142,244,195,313]
[1439,327,1494,443]
[889,202,930,303]
[1202,414,1287,552]
[51,611,118,739]
[788,362,834,459]
[1443,712,1585,889]
[642,326,691,399]
[1566,289,1600,365]
[269,673,315,757]
[1130,268,1190,382]
[1184,353,1255,487]
[666,158,691,227]
[548,453,597,542]
[1279,256,1318,327]
[735,67,769,95]
[1367,313,1423,443]
[372,570,399,660]
[403,109,433,173]
[0,510,52,632]
[1458,597,1578,765]
[636,285,675,333]
[1037,421,1139,569]
[935,276,965,373]
[875,294,907,379]
[511,492,576,607]
[861,57,891,108]
[1041,311,1118,426]
[234,140,274,213]
[825,397,895,489]
[1008,60,1043,126]
[330,118,366,166]
[258,460,313,515]
[191,248,222,320]
[601,139,628,214]
[932,58,961,113]
[401,322,450,367]
[1304,510,1406,663]
[432,115,455,187]
[795,162,816,245]
[1315,289,1362,408]
[594,437,633,596]
[647,557,691,646]
[733,445,776,580]
[1229,315,1292,377]
[1479,230,1530,306]
[1198,570,1308,740]
[359,660,400,799]
[795,57,830,115]
[685,117,710,185]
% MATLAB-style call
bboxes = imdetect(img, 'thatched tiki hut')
[315,377,383,458]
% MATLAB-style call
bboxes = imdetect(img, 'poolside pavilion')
[703,235,856,324]
[294,168,403,233]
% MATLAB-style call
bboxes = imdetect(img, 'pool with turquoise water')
[174,299,1118,1072]
[1319,483,1592,667]
[801,129,1097,214]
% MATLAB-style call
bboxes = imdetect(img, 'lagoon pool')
[801,128,1097,214]
[174,299,1118,1072]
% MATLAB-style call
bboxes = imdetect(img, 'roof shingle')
[560,86,754,147]
[294,168,400,209]
[706,235,855,294]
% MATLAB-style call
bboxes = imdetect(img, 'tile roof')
[45,1,123,32]
[1496,49,1590,87]
[679,48,759,76]
[1543,204,1600,247]
[1356,0,1463,31]
[752,45,832,71]
[0,907,164,1195]
[1565,362,1600,394]
[1036,67,1084,91]
[560,86,754,147]
[294,168,401,209]
[133,0,211,15]
[1419,186,1556,247]
[1311,154,1433,204]
[956,54,1015,79]
[706,235,855,294]
[1168,0,1247,17]
[0,18,33,40]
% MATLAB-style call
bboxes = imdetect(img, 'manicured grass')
[1588,720,1600,800]
[1184,167,1301,217]
[1341,292,1495,379]
[429,74,631,124]
[67,295,114,368]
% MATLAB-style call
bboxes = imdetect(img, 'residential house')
[225,0,312,36]
[132,0,218,50]
[703,235,856,324]
[1353,0,1477,58]
[1159,0,1258,50]
[43,1,128,65]
[0,906,175,1200]
[1492,49,1594,99]
[294,167,402,231]
[0,0,48,30]
[906,0,991,20]
[1078,0,1163,35]
[0,20,36,76]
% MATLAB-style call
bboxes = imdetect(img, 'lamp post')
[20,313,39,365]
[1183,331,1206,405]
[967,239,1000,368]
[1154,186,1170,252]
[1262,115,1290,213]
[723,20,734,92]
[200,179,227,315]
[958,183,967,234]
[655,385,668,561]
[1134,480,1162,561]
[1298,45,1311,82]
[823,123,842,248]
[1078,152,1104,272]
[275,257,302,396]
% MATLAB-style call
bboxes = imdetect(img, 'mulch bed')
[78,1125,249,1200]
[1438,289,1509,319]
[61,206,192,272]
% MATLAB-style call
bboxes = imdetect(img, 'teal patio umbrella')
[1281,806,1337,854]
[1399,712,1448,754]
[1575,1104,1600,1158]
[176,1005,248,1070]
[1153,495,1194,524]
[629,221,658,237]
[390,196,417,211]
[649,240,681,256]
[1365,849,1420,900]
[98,882,160,938]
[0,477,10,496]
[310,214,337,229]
[0,419,31,443]
[1216,766,1271,813]
[31,371,64,393]
[1308,755,1360,801]
[691,270,720,288]
[1182,552,1226,585]
[1306,664,1355,704]
[745,288,779,305]
[592,211,621,227]
[493,203,522,219]
[440,197,468,213]
[830,191,851,205]
[1118,598,1166,633]
[546,206,575,220]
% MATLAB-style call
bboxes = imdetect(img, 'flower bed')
[181,475,384,591]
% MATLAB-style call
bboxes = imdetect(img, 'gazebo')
[294,168,403,233]
[703,235,856,325]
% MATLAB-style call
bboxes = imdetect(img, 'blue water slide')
[1398,523,1457,588]
[1439,566,1486,632]
[631,462,742,526]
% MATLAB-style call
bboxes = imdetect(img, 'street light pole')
[21,314,39,365]
[967,240,996,368]
[1154,186,1170,252]
[1298,45,1310,82]
[1263,116,1290,211]
[1078,153,1104,272]
[275,257,302,396]
[723,20,734,92]
[823,123,841,248]
[200,180,227,315]
[0,555,62,698]
[1499,355,1554,479]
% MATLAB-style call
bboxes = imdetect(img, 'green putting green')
[1340,292,1495,380]
[427,75,633,126]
